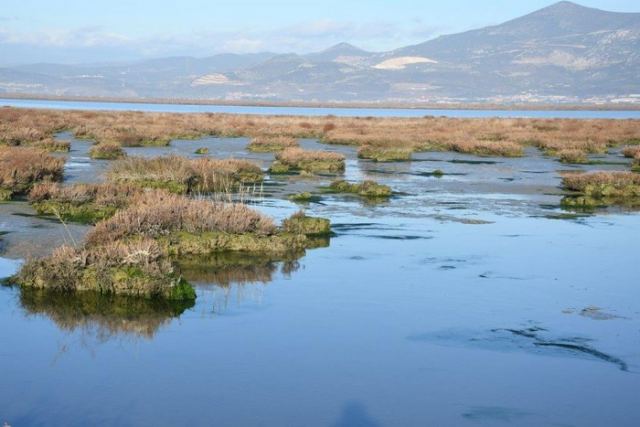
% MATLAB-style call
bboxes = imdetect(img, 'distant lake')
[2,98,640,119]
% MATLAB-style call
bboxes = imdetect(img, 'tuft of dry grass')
[28,182,145,223]
[247,136,299,152]
[449,139,524,157]
[558,149,588,164]
[357,145,413,162]
[622,146,640,159]
[30,138,71,152]
[273,148,345,173]
[562,171,640,192]
[533,139,607,155]
[0,146,65,198]
[86,191,276,246]
[108,155,263,193]
[89,142,126,160]
[16,238,193,299]
[29,182,141,206]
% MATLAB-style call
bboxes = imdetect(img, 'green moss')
[32,201,117,224]
[194,147,209,155]
[358,146,413,162]
[161,231,311,257]
[289,192,315,202]
[562,181,640,207]
[16,260,195,301]
[247,142,294,152]
[328,180,392,198]
[298,159,345,174]
[89,144,126,160]
[282,213,331,236]
[271,159,345,175]
[269,161,292,174]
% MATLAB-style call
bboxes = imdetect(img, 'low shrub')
[328,180,392,197]
[450,140,524,157]
[558,149,588,164]
[272,148,345,174]
[86,192,276,246]
[16,239,195,300]
[0,147,64,199]
[247,136,298,152]
[562,171,640,207]
[29,182,142,223]
[282,211,331,236]
[89,142,126,160]
[357,145,412,162]
[108,155,263,193]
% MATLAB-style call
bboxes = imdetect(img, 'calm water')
[1,134,639,426]
[3,98,640,119]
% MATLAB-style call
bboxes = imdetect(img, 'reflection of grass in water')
[19,287,194,340]
[177,252,303,287]
[177,252,304,313]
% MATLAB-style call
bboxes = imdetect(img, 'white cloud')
[0,18,444,63]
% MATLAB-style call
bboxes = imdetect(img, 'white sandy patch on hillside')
[373,56,438,70]
[191,74,231,86]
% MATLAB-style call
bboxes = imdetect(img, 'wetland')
[1,107,639,426]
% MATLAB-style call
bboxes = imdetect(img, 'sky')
[0,0,639,65]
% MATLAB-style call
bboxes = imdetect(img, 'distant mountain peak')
[545,1,585,11]
[322,42,366,53]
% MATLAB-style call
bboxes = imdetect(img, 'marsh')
[0,109,639,426]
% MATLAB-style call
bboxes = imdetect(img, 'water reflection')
[18,288,194,340]
[177,251,306,314]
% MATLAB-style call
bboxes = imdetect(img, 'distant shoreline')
[2,93,640,112]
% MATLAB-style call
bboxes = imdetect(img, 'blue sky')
[0,0,638,64]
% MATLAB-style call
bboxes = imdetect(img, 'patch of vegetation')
[561,171,640,207]
[282,211,331,236]
[108,155,263,193]
[89,142,127,160]
[622,146,640,159]
[31,138,71,152]
[558,149,588,164]
[0,146,65,200]
[194,147,209,155]
[327,180,392,198]
[29,183,142,224]
[13,192,331,301]
[271,148,345,174]
[288,192,321,203]
[357,145,412,162]
[14,239,195,300]
[247,136,299,152]
[450,140,524,157]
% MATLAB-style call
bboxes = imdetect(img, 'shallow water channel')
[1,133,639,426]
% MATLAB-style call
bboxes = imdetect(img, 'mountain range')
[1,1,639,104]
